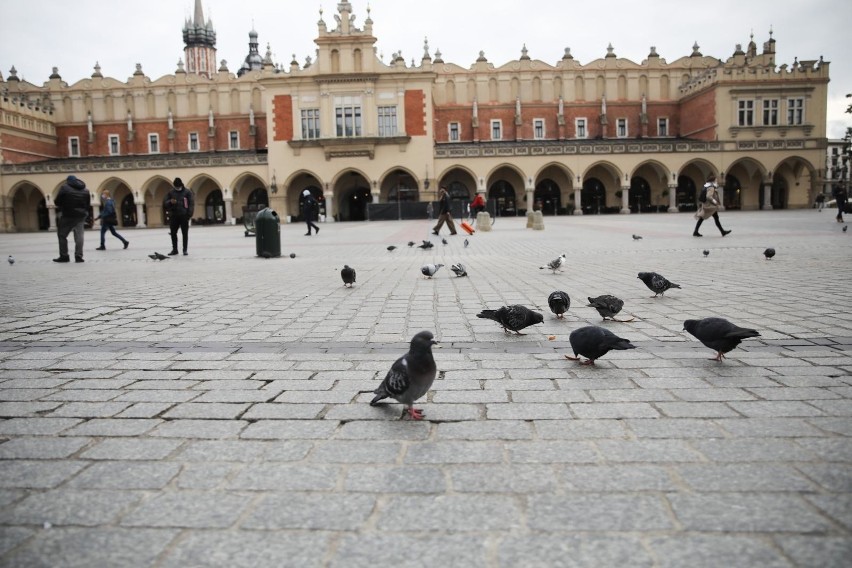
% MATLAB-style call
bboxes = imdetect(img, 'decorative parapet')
[0,150,267,175]
[288,135,410,160]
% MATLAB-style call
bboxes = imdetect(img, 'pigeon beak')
[431,340,439,347]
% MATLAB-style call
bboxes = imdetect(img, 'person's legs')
[693,218,704,236]
[108,224,129,247]
[433,214,446,234]
[712,212,731,236]
[169,217,180,253]
[72,219,85,259]
[180,218,189,253]
[305,219,313,235]
[98,224,108,248]
[56,216,73,259]
[446,215,457,235]
[839,203,845,222]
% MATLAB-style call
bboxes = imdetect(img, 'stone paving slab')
[0,210,850,566]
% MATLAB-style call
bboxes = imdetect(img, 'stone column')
[47,205,57,232]
[762,182,773,210]
[324,190,335,222]
[717,186,725,212]
[573,187,583,215]
[224,197,234,225]
[525,183,534,215]
[668,184,678,212]
[91,203,101,226]
[134,192,146,228]
[620,185,630,214]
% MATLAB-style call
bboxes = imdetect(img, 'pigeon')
[418,240,434,249]
[341,265,356,287]
[844,225,848,232]
[464,238,469,248]
[763,248,775,260]
[442,238,448,245]
[586,295,633,322]
[7,255,14,265]
[565,325,636,365]
[637,271,681,297]
[703,249,710,258]
[540,253,567,274]
[387,245,397,252]
[370,330,438,420]
[683,317,761,362]
[632,234,643,240]
[407,241,416,247]
[477,305,544,335]
[148,252,169,261]
[421,263,443,278]
[547,291,571,319]
[450,263,467,277]
[290,253,296,258]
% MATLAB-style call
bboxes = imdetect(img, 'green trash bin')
[254,207,281,257]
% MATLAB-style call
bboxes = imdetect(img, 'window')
[616,118,628,138]
[490,119,502,141]
[763,99,779,126]
[737,100,754,126]
[300,109,320,139]
[533,118,545,140]
[188,132,199,152]
[575,118,587,139]
[108,134,120,155]
[229,130,239,150]
[448,122,460,142]
[148,133,160,154]
[787,98,804,125]
[334,98,362,137]
[377,106,398,137]
[68,136,80,157]
[657,118,669,137]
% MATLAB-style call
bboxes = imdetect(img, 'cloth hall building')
[0,1,830,232]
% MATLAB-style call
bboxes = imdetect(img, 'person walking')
[301,190,320,236]
[432,186,457,236]
[95,190,129,250]
[815,192,825,212]
[53,175,91,263]
[164,177,194,255]
[832,184,847,223]
[693,174,731,237]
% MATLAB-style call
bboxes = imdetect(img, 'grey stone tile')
[0,526,34,556]
[42,389,123,402]
[448,464,558,493]
[121,492,251,528]
[806,399,852,416]
[561,465,677,491]
[150,419,247,439]
[510,390,592,402]
[0,436,91,459]
[535,419,629,440]
[775,536,852,568]
[570,402,660,419]
[728,401,826,417]
[0,489,143,526]
[63,418,163,436]
[805,494,852,530]
[497,535,652,568]
[527,494,674,531]
[80,438,182,460]
[486,403,571,420]
[795,438,852,462]
[176,462,238,489]
[242,493,375,530]
[0,460,87,489]
[335,420,430,440]
[0,401,61,416]
[795,463,852,492]
[807,417,852,436]
[345,465,447,493]
[228,464,339,490]
[626,418,726,438]
[114,390,200,402]
[3,528,178,568]
[669,493,833,532]
[115,402,176,418]
[161,531,329,568]
[405,441,504,464]
[690,438,817,462]
[506,441,598,464]
[331,534,487,568]
[656,402,740,418]
[241,403,325,419]
[240,420,337,439]
[377,495,520,531]
[677,463,817,491]
[68,461,181,489]
[595,439,704,462]
[162,402,250,419]
[649,536,792,568]
[177,439,312,462]
[309,440,401,463]
[590,388,676,402]
[715,417,829,437]
[47,401,131,418]
[436,420,533,440]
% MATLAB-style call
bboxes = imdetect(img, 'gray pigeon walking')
[683,317,760,362]
[632,234,643,240]
[565,325,636,365]
[637,271,681,297]
[370,330,438,420]
[547,291,571,319]
[421,263,443,278]
[450,263,467,277]
[540,253,567,274]
[408,241,416,247]
[442,238,448,245]
[703,249,710,258]
[7,255,14,265]
[418,240,434,249]
[341,265,356,287]
[587,295,633,322]
[387,245,397,251]
[464,238,469,248]
[149,252,169,261]
[763,248,775,260]
[477,305,543,335]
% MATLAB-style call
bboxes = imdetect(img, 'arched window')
[582,178,606,214]
[629,176,651,212]
[247,188,269,208]
[447,181,469,201]
[388,172,419,202]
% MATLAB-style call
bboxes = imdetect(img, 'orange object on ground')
[460,221,475,235]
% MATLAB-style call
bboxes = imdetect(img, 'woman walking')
[693,175,731,237]
[95,190,129,250]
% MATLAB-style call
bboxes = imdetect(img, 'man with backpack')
[53,175,92,263]
[693,174,731,237]
[164,177,194,255]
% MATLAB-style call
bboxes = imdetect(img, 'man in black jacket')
[432,186,457,236]
[163,178,195,255]
[53,175,91,263]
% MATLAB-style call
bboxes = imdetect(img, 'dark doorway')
[340,186,371,221]
[582,178,606,214]
[535,179,561,215]
[629,176,651,212]
[37,197,50,230]
[770,178,788,209]
[724,175,742,210]
[489,180,516,216]
[247,188,269,208]
[121,195,137,226]
[676,175,697,212]
[206,189,225,223]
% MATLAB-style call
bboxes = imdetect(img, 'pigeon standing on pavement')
[387,245,397,252]
[442,237,448,245]
[547,291,571,319]
[341,265,356,287]
[540,253,567,274]
[843,225,848,232]
[763,248,776,260]
[418,240,434,250]
[683,317,761,362]
[450,263,467,277]
[477,305,544,335]
[149,252,169,261]
[632,234,643,240]
[408,241,416,248]
[637,271,681,297]
[421,263,444,278]
[464,238,469,248]
[586,295,633,322]
[7,255,14,265]
[370,330,438,420]
[565,325,636,365]
[703,249,710,258]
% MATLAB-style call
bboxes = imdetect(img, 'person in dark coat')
[95,189,129,250]
[833,184,848,223]
[301,189,320,236]
[163,177,194,255]
[693,174,731,237]
[432,186,457,236]
[53,175,91,263]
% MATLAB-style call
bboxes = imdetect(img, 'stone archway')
[534,179,561,215]
[629,176,651,212]
[582,178,606,214]
[10,184,49,231]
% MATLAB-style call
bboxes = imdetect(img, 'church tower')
[183,0,217,78]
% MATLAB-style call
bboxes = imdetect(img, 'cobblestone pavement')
[0,210,850,567]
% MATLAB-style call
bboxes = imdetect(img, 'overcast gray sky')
[1,0,849,137]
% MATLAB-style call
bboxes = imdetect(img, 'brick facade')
[404,90,426,136]
[273,95,293,142]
